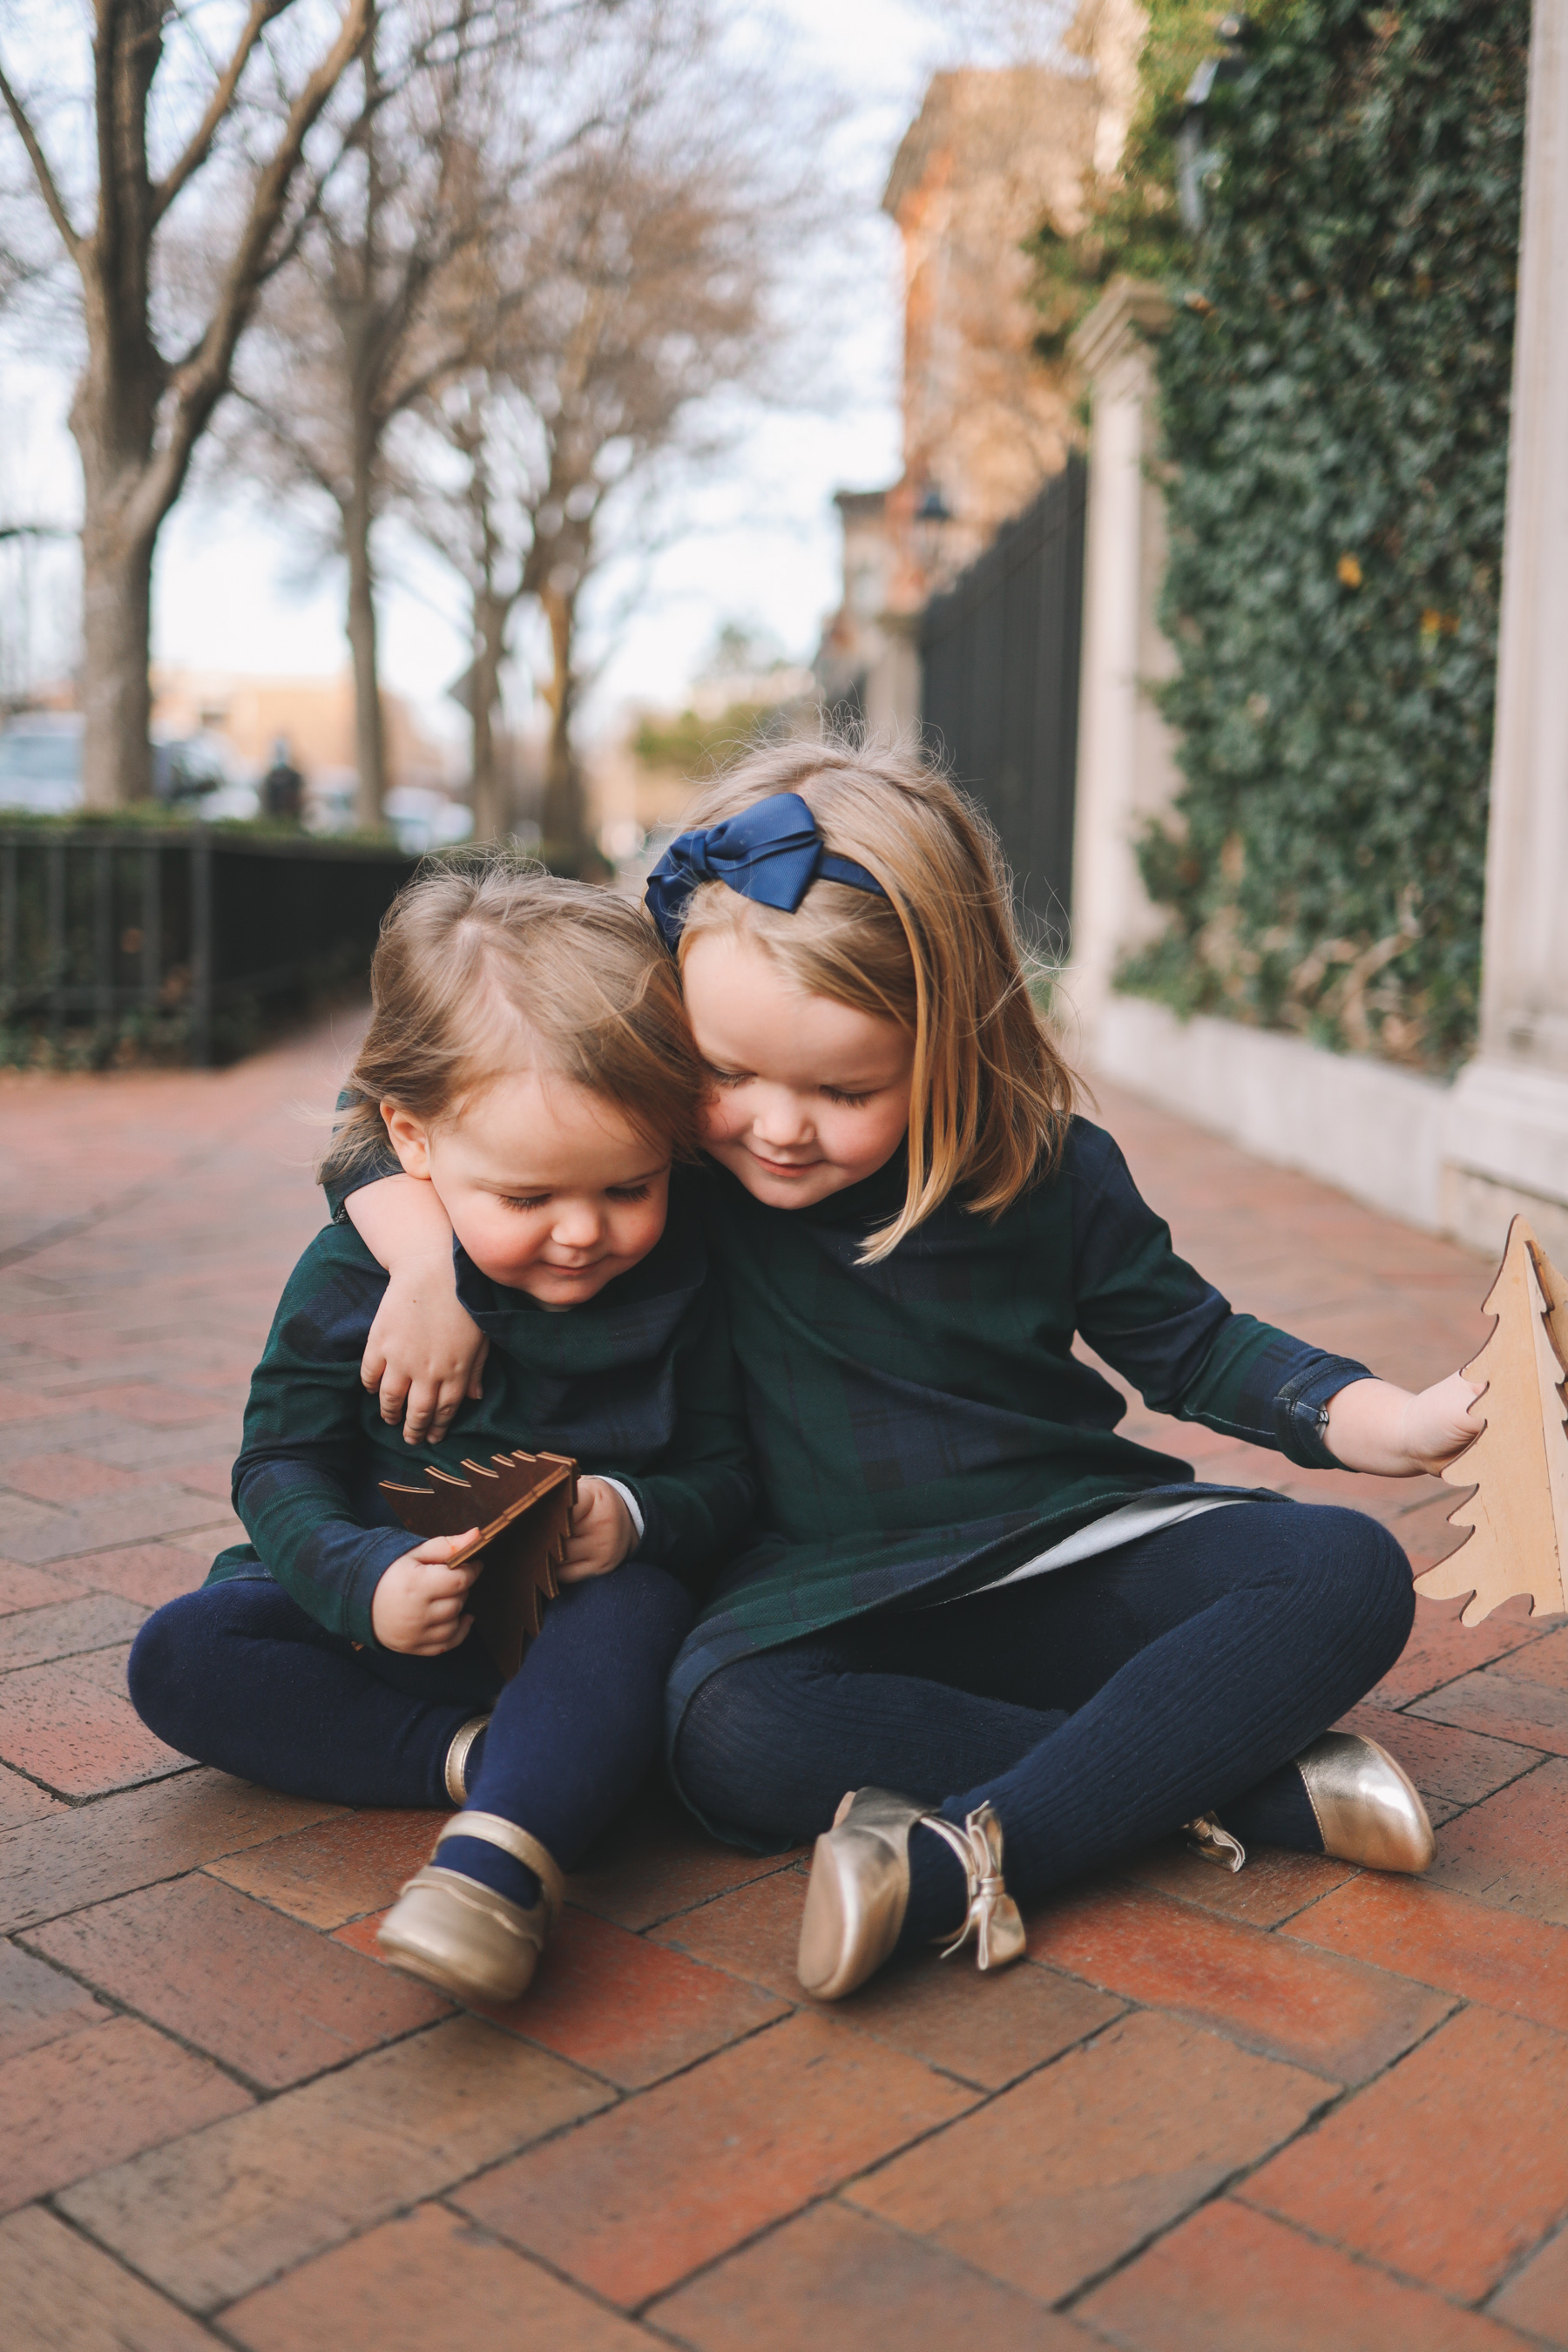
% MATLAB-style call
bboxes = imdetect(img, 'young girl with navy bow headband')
[336,734,1484,2001]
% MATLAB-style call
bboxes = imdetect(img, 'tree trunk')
[538,582,586,866]
[70,208,163,810]
[13,0,368,807]
[345,469,386,829]
[470,587,510,841]
[76,510,156,810]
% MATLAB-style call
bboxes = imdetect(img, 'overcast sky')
[3,0,1025,750]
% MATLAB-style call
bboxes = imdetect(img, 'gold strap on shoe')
[435,1810,564,1925]
[922,1802,1027,1972]
[443,1714,491,1806]
[1183,1811,1247,1873]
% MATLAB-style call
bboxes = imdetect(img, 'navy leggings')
[129,1563,693,1876]
[673,1499,1415,1924]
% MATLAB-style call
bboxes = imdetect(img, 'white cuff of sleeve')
[599,1477,645,1544]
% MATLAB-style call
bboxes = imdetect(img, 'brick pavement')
[3,1017,1567,2349]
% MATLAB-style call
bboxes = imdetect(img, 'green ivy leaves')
[1122,0,1529,1073]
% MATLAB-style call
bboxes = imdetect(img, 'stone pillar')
[1062,277,1180,1037]
[1443,0,1568,1260]
[864,612,923,736]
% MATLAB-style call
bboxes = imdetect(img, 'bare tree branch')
[151,0,291,225]
[0,61,82,256]
[131,0,374,543]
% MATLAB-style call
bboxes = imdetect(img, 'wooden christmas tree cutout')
[1414,1216,1568,1626]
[381,1449,577,1679]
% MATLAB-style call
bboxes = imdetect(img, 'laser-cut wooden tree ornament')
[381,1450,577,1678]
[1415,1217,1568,1626]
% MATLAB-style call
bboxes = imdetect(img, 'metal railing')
[0,827,419,1064]
[921,456,1087,938]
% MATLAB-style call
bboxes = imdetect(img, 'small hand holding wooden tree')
[1415,1216,1568,1625]
[382,1450,577,1678]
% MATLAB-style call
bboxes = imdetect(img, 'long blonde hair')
[321,857,705,1185]
[672,733,1075,1259]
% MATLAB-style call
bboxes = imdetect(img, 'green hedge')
[1103,0,1530,1073]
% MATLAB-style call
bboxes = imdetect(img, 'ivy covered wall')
[1064,0,1530,1073]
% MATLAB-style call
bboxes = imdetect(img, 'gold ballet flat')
[1296,1729,1435,1874]
[443,1713,490,1805]
[796,1786,1026,2001]
[377,1810,561,2004]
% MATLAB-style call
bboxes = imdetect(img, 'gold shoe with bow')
[1295,1730,1434,1873]
[1182,1731,1433,1880]
[796,1785,1026,2001]
[1184,1811,1247,1872]
[376,1811,561,2004]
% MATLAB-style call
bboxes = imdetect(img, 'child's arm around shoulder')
[338,1171,485,1447]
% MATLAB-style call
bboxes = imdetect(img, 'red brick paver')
[1240,2003,1568,2301]
[651,2200,1098,2349]
[3,1034,1568,2344]
[0,2012,252,2213]
[223,2202,652,2351]
[455,2010,977,2306]
[1028,1879,1455,2082]
[846,2008,1329,2304]
[1078,2199,1534,2351]
[1490,2221,1568,2343]
[25,1872,451,2088]
[57,2017,609,2312]
[0,2204,216,2350]
[205,1804,448,1929]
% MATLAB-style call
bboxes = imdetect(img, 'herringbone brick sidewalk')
[2,1015,1566,2349]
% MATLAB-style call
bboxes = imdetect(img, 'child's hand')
[558,1477,635,1583]
[361,1255,490,1446]
[1323,1373,1485,1477]
[1396,1371,1488,1474]
[372,1531,482,1653]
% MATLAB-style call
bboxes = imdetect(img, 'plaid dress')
[208,1190,754,1647]
[662,1117,1369,1741]
[328,1118,1369,1725]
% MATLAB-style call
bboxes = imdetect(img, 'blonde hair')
[673,733,1075,1260]
[321,856,704,1186]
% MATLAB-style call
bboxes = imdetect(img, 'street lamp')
[1176,14,1250,233]
[914,483,956,590]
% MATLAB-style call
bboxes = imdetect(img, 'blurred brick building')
[818,3,1140,730]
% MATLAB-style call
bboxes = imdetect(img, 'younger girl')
[337,740,1481,2004]
[129,863,752,2006]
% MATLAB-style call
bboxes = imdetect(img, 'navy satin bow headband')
[644,791,887,950]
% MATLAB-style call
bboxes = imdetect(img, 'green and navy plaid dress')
[211,1188,754,1648]
[333,1115,1369,1727]
[659,1118,1369,1740]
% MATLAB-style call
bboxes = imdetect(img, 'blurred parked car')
[152,729,260,821]
[0,712,85,814]
[303,769,360,835]
[383,786,475,855]
[0,715,262,821]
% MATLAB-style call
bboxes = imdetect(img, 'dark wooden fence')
[0,828,419,1064]
[920,455,1087,940]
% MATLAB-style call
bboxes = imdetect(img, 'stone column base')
[1440,1061,1568,1260]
